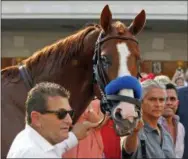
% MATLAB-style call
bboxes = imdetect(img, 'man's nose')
[155,99,164,107]
[166,98,172,105]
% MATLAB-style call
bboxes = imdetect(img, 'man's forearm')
[123,131,139,154]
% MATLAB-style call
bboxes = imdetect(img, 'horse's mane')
[2,23,101,79]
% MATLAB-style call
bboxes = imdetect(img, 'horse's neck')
[30,29,100,121]
[48,64,95,121]
[31,28,100,82]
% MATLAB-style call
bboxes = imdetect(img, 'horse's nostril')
[115,112,122,119]
[115,108,122,119]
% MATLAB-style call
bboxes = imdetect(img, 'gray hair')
[141,79,166,99]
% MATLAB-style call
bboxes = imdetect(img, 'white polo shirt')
[7,125,78,158]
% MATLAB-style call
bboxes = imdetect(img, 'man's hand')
[71,121,99,140]
[87,108,100,123]
[133,119,144,133]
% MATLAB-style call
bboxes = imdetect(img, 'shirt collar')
[144,121,162,133]
[25,124,55,152]
[173,115,180,122]
[158,115,180,124]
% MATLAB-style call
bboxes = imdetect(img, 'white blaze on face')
[114,43,137,121]
[117,43,131,77]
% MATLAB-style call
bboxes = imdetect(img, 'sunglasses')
[41,108,75,120]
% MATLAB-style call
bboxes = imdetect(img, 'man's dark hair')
[25,82,70,124]
[165,83,178,96]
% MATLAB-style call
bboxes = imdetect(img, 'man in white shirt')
[7,82,99,158]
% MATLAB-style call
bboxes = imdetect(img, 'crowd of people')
[7,68,188,158]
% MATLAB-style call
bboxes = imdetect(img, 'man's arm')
[55,120,100,156]
[121,120,143,154]
[121,131,139,154]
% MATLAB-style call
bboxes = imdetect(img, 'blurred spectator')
[177,85,188,159]
[158,83,185,158]
[172,68,185,87]
[184,68,188,86]
[154,75,171,85]
[140,72,148,78]
[174,77,185,87]
[140,73,155,82]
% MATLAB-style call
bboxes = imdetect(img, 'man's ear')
[31,111,42,127]
[176,100,179,107]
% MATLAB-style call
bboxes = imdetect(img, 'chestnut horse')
[1,5,146,158]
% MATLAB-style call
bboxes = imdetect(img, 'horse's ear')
[128,10,146,35]
[100,5,112,33]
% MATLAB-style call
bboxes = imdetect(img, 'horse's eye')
[101,56,112,66]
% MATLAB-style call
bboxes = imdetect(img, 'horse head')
[88,5,146,135]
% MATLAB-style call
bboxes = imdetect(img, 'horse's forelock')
[112,21,128,34]
[84,23,101,29]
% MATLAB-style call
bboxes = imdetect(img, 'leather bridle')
[92,31,142,115]
[93,31,141,91]
[19,64,33,90]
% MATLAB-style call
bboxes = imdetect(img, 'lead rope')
[93,85,109,128]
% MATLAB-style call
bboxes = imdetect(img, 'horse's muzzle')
[111,102,140,136]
